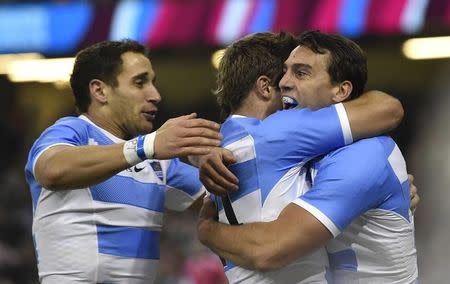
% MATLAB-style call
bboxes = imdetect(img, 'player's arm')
[198,141,387,271]
[343,90,404,141]
[197,198,332,271]
[35,114,221,190]
[189,147,238,196]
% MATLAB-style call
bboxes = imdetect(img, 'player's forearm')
[35,144,130,190]
[198,218,292,272]
[344,90,404,140]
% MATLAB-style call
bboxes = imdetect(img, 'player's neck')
[83,108,126,139]
[233,96,271,119]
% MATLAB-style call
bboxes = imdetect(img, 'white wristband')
[123,137,142,166]
[122,132,157,166]
[143,131,156,159]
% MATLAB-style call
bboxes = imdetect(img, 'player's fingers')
[408,174,415,183]
[210,159,238,190]
[184,118,221,131]
[199,196,218,220]
[409,185,418,199]
[182,127,222,140]
[178,147,214,157]
[163,113,197,126]
[222,148,237,165]
[411,193,420,209]
[176,137,221,148]
[200,173,229,197]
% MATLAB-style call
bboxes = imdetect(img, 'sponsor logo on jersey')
[150,161,164,181]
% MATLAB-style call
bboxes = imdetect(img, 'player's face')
[279,46,339,110]
[106,52,161,139]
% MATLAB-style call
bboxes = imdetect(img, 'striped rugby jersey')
[295,136,418,284]
[25,115,205,284]
[213,103,352,284]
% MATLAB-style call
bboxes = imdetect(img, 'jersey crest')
[150,161,164,181]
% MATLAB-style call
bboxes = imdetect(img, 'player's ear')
[332,80,352,103]
[255,75,272,101]
[89,79,108,104]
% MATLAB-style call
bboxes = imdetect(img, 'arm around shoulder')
[344,90,404,141]
[198,200,332,271]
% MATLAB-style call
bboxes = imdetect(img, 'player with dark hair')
[198,31,417,283]
[25,39,221,283]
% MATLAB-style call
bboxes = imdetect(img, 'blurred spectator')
[155,210,227,284]
[0,76,36,283]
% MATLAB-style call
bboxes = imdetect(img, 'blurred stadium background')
[0,0,449,283]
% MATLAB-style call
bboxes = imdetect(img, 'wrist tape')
[122,132,157,165]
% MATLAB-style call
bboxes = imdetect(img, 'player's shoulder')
[351,136,397,158]
[53,115,88,128]
[323,136,393,172]
[221,116,259,146]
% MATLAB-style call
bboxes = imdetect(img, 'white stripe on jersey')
[97,254,159,284]
[165,185,206,211]
[225,134,256,163]
[327,209,418,284]
[335,103,353,145]
[388,144,408,183]
[218,190,261,224]
[92,200,163,230]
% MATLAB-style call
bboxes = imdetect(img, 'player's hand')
[154,113,221,159]
[198,147,238,196]
[198,195,219,244]
[409,174,420,214]
[199,195,218,222]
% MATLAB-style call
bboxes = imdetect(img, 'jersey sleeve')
[28,117,89,176]
[292,138,388,237]
[258,103,353,161]
[165,158,205,211]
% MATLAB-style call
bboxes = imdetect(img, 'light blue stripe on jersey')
[299,136,410,231]
[90,176,165,212]
[328,249,358,271]
[166,158,203,196]
[379,137,411,221]
[97,225,160,259]
[215,158,259,212]
[219,106,347,206]
[378,178,410,221]
[229,159,258,200]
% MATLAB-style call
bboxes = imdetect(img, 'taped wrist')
[122,132,157,165]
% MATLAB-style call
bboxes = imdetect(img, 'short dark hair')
[70,39,150,113]
[215,32,299,116]
[297,30,367,99]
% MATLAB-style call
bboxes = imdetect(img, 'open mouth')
[282,96,299,109]
[142,110,157,121]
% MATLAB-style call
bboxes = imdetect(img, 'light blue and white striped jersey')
[214,103,353,284]
[24,115,205,284]
[294,136,418,284]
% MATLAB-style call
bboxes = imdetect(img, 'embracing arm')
[197,199,332,271]
[35,114,221,190]
[189,147,238,196]
[344,90,404,141]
